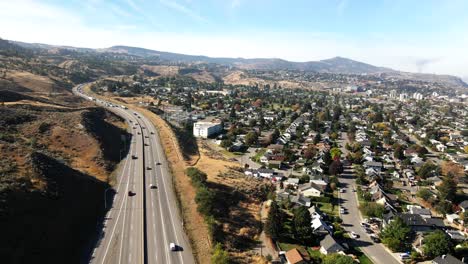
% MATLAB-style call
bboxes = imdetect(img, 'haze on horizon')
[1,0,467,80]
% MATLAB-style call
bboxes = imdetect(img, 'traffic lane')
[141,117,172,264]
[144,117,194,264]
[91,115,137,264]
[118,114,143,264]
[139,116,191,263]
[144,131,167,264]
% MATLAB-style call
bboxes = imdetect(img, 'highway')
[73,84,194,264]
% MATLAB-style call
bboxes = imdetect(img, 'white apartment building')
[193,121,222,138]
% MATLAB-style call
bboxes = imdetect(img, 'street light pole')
[104,187,112,209]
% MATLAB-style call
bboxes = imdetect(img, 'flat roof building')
[193,121,222,139]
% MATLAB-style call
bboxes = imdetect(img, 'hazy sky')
[1,0,467,79]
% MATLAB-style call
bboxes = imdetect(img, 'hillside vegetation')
[0,93,130,263]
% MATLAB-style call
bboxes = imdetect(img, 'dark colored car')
[128,191,135,196]
[370,235,380,243]
[156,162,161,165]
[132,155,138,159]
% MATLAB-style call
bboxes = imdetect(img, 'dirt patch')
[140,65,179,76]
[4,70,69,94]
[195,141,273,263]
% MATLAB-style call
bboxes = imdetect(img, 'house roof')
[459,200,468,210]
[320,234,344,253]
[284,248,304,264]
[432,254,464,264]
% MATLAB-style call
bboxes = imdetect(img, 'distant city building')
[399,93,408,101]
[389,90,397,98]
[413,92,423,100]
[193,121,222,138]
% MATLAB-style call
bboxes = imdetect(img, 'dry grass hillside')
[140,65,179,76]
[4,70,70,94]
[0,93,130,263]
[195,141,273,263]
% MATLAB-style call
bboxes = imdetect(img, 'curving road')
[73,84,194,264]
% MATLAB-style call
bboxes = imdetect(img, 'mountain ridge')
[8,39,468,87]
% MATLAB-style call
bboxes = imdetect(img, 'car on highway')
[150,132,154,134]
[156,162,161,165]
[169,243,177,251]
[145,136,149,138]
[147,166,151,170]
[138,132,141,135]
[350,231,359,239]
[144,143,149,146]
[132,155,138,159]
[149,184,157,189]
[339,188,345,193]
[128,191,135,196]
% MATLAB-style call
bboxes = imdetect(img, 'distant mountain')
[5,39,468,87]
[102,46,390,74]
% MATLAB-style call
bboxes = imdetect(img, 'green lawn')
[252,148,267,163]
[314,201,339,216]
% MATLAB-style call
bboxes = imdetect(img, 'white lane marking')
[116,110,140,264]
[99,111,135,264]
[142,117,182,263]
[140,117,170,263]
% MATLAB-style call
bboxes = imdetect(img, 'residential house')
[285,178,300,188]
[319,234,345,255]
[311,217,332,235]
[298,182,322,197]
[432,254,464,264]
[459,200,468,213]
[284,248,307,264]
[290,195,312,207]
[400,213,445,232]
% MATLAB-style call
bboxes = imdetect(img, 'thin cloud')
[159,0,208,23]
[126,0,143,13]
[337,0,348,16]
[110,3,133,18]
[231,0,241,9]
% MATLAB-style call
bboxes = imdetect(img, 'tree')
[211,243,230,264]
[269,129,280,144]
[292,206,313,244]
[195,186,216,216]
[313,132,322,144]
[360,202,385,217]
[329,160,343,176]
[244,132,258,146]
[380,217,411,252]
[417,162,439,179]
[393,144,405,160]
[417,188,433,201]
[423,230,451,258]
[303,145,317,160]
[330,147,342,160]
[322,253,355,264]
[437,176,457,202]
[264,201,282,240]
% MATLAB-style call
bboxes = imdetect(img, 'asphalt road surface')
[73,84,194,264]
[338,132,401,264]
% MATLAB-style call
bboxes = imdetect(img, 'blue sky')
[1,0,467,79]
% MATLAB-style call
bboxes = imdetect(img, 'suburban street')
[338,133,402,264]
[73,84,194,264]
